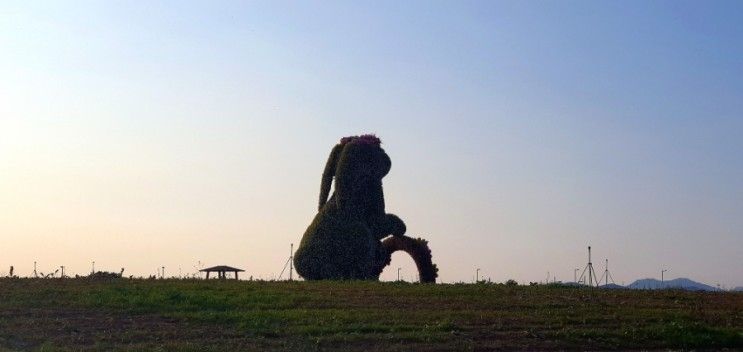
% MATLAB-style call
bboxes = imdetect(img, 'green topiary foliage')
[376,236,438,283]
[294,135,437,282]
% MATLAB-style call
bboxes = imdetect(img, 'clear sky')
[1,1,741,286]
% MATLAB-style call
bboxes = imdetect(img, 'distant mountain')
[599,283,625,289]
[733,287,743,292]
[627,278,719,291]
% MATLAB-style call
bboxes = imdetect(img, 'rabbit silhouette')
[294,135,406,280]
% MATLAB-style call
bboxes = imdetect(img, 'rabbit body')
[294,137,406,280]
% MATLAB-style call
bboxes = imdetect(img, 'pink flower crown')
[340,134,381,146]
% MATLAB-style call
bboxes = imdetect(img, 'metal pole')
[289,243,294,281]
[397,267,401,281]
[92,261,95,274]
[476,268,480,282]
[588,247,592,287]
[605,259,609,285]
[574,268,579,283]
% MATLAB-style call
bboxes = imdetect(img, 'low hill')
[627,278,719,291]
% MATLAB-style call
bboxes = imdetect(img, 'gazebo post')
[206,271,210,279]
[234,271,239,280]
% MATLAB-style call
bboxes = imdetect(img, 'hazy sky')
[1,1,741,286]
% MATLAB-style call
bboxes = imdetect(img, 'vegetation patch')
[0,279,741,351]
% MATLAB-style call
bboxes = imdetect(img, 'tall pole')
[92,261,95,274]
[577,246,598,287]
[662,269,667,285]
[588,247,593,287]
[605,259,609,286]
[397,267,401,281]
[476,268,481,282]
[60,266,64,278]
[34,261,37,278]
[574,268,579,283]
[162,266,165,279]
[289,243,294,281]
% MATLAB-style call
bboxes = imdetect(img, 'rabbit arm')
[385,213,407,237]
[369,213,406,239]
[364,181,404,237]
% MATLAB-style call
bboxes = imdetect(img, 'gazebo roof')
[200,265,244,272]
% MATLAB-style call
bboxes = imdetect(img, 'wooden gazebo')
[200,265,244,280]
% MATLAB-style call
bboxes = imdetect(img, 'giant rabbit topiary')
[294,135,438,282]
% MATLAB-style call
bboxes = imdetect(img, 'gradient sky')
[1,1,742,286]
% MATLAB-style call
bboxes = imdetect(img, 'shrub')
[294,135,437,282]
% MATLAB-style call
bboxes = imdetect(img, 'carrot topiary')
[376,236,438,283]
[294,135,437,282]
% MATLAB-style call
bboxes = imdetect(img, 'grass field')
[0,278,741,351]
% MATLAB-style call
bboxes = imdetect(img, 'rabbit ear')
[319,144,344,210]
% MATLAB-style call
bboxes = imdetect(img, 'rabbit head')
[318,134,391,210]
